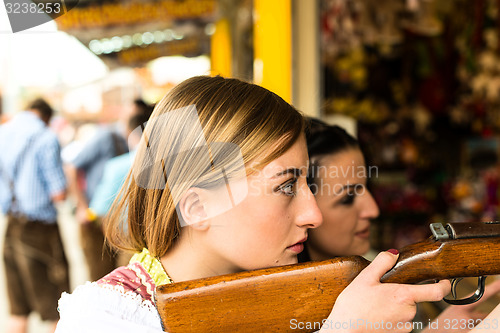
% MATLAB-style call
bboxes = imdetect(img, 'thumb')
[357,249,399,283]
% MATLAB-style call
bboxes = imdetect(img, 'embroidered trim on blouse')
[130,248,173,286]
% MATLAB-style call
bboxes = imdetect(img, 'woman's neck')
[159,231,238,282]
[305,244,332,262]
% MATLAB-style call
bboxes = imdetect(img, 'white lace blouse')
[56,249,171,333]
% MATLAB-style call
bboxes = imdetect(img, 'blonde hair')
[105,76,304,257]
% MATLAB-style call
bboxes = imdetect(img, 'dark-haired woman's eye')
[339,191,355,205]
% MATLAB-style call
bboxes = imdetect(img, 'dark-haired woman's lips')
[355,228,370,239]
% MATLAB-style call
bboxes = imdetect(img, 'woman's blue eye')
[279,179,298,197]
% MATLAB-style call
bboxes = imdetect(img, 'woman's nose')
[296,183,323,228]
[360,190,380,219]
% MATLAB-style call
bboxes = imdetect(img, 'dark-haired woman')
[301,118,500,333]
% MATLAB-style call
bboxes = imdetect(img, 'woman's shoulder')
[56,263,163,332]
[97,261,157,303]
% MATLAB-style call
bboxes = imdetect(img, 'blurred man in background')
[0,98,69,333]
[88,111,152,267]
[66,99,153,281]
[66,118,128,281]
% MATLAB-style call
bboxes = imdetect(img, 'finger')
[408,279,451,303]
[356,250,399,283]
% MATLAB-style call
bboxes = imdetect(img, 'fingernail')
[387,249,399,255]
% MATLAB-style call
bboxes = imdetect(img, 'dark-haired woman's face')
[307,149,379,259]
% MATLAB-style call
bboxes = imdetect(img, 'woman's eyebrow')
[272,168,302,179]
[329,184,359,197]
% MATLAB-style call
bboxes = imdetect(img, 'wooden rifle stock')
[155,222,500,332]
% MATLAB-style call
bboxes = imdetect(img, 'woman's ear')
[178,188,209,229]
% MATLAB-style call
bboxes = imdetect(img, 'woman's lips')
[287,242,304,253]
[355,227,370,239]
[287,237,307,253]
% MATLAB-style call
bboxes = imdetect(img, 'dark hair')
[305,117,359,158]
[305,117,361,189]
[128,113,151,131]
[133,99,154,118]
[298,118,361,263]
[28,98,54,122]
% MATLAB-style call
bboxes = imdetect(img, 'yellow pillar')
[253,0,292,103]
[210,19,232,77]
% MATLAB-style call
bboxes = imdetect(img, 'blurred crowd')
[0,96,154,333]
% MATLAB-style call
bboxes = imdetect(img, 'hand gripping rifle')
[155,221,500,332]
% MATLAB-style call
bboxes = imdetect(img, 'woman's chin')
[275,255,298,267]
[355,242,371,256]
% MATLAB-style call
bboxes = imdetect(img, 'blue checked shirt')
[0,111,66,223]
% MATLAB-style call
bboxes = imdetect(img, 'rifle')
[155,221,500,332]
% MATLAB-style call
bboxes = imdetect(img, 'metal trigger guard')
[444,276,487,305]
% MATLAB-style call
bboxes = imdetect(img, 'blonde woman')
[55,76,452,332]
